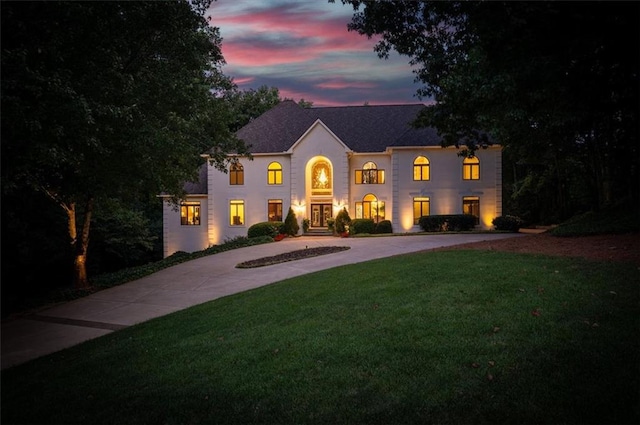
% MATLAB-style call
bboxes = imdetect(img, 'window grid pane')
[230,200,244,226]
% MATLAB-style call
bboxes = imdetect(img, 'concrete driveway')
[1,232,524,370]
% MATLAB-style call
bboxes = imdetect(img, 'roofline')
[286,119,353,154]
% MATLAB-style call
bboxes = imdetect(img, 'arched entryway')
[306,157,333,228]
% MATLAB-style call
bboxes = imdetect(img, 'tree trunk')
[64,197,94,289]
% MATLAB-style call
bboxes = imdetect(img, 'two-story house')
[161,100,502,257]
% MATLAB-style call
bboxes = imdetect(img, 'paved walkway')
[1,232,524,370]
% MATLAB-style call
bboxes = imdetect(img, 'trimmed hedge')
[375,220,393,234]
[418,214,477,232]
[247,221,283,238]
[350,219,376,235]
[492,215,524,232]
[282,207,300,236]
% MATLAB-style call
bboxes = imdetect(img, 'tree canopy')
[343,1,639,221]
[1,1,249,288]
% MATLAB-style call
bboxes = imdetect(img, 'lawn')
[2,250,638,424]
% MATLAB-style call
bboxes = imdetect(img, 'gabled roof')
[235,100,442,153]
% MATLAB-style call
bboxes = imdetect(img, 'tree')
[342,1,639,221]
[1,1,249,289]
[283,207,300,236]
[223,85,281,132]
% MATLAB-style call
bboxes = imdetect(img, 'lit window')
[413,156,430,181]
[355,193,385,223]
[311,160,332,195]
[229,200,245,226]
[180,202,200,226]
[230,162,244,185]
[462,196,480,225]
[268,199,283,222]
[355,161,385,184]
[413,197,430,224]
[462,156,480,180]
[267,162,283,185]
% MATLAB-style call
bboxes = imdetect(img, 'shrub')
[375,220,393,234]
[350,219,375,235]
[418,215,476,232]
[326,217,335,233]
[247,221,283,238]
[335,208,352,234]
[302,218,310,233]
[492,215,524,232]
[282,207,300,236]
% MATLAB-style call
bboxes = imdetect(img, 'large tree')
[342,1,639,221]
[1,1,248,289]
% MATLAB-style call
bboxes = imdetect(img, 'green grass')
[2,250,638,424]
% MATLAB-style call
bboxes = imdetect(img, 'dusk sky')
[207,0,426,107]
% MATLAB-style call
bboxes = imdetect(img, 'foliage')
[326,217,336,233]
[350,218,376,235]
[302,218,310,233]
[222,85,281,132]
[492,215,524,232]
[3,251,638,424]
[550,203,640,237]
[335,208,352,234]
[1,1,249,288]
[344,1,639,222]
[374,219,393,234]
[247,221,283,239]
[282,207,300,236]
[418,214,476,232]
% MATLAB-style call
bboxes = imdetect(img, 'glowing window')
[413,197,430,225]
[462,156,480,180]
[267,162,283,185]
[230,162,244,185]
[355,193,385,223]
[180,202,200,226]
[229,200,245,226]
[413,156,430,181]
[268,199,283,222]
[355,161,385,184]
[311,160,332,195]
[462,196,480,225]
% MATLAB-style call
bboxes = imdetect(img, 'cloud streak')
[209,0,423,107]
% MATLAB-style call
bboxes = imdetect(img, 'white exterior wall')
[161,121,503,257]
[162,195,209,257]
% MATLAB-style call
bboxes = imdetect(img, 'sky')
[207,0,426,107]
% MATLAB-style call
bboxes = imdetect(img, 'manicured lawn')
[2,250,638,424]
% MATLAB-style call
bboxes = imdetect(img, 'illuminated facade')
[161,101,502,257]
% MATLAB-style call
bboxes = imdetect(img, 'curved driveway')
[1,232,524,369]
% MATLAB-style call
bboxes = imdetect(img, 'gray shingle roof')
[235,100,442,153]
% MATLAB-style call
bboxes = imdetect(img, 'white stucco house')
[161,100,502,257]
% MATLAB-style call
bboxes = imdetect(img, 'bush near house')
[335,208,351,234]
[492,215,524,232]
[418,214,476,232]
[282,207,300,236]
[247,221,284,238]
[350,219,376,235]
[375,220,393,234]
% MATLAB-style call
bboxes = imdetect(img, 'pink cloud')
[315,79,377,90]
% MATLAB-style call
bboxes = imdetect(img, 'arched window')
[356,161,385,184]
[355,193,385,223]
[267,162,283,185]
[229,162,244,185]
[462,156,480,180]
[311,160,332,195]
[413,156,430,181]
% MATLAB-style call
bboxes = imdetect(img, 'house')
[161,100,502,257]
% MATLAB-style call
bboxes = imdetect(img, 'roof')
[235,100,442,153]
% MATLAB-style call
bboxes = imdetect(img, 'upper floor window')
[355,161,385,184]
[230,162,244,185]
[413,156,430,181]
[229,199,245,226]
[268,199,283,222]
[355,193,385,223]
[180,202,200,226]
[267,162,283,185]
[413,197,430,225]
[462,196,480,225]
[462,156,480,180]
[311,160,332,195]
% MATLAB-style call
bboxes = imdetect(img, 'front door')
[311,203,333,228]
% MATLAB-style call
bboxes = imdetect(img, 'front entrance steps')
[303,229,334,236]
